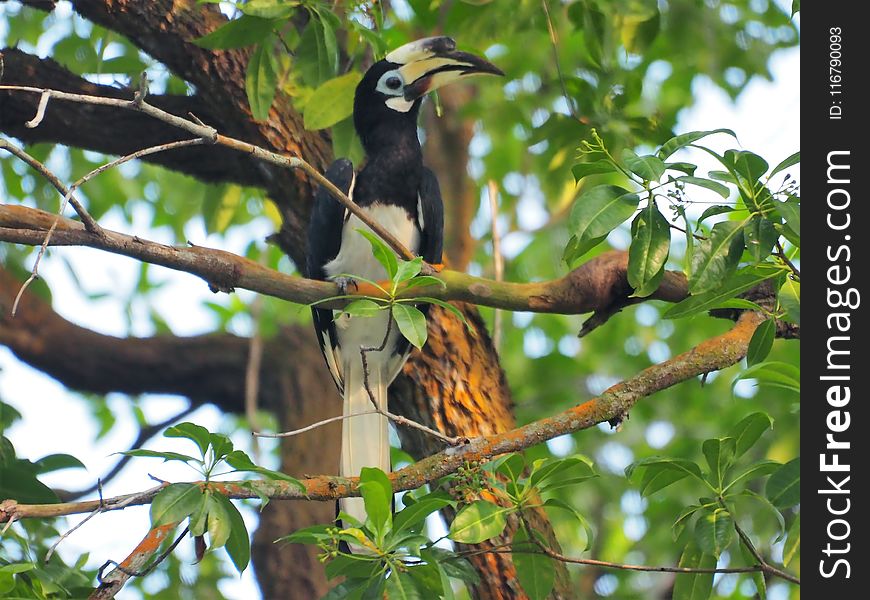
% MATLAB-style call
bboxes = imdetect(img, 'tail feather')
[339,360,390,528]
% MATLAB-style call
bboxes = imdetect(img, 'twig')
[24,89,50,128]
[0,85,415,260]
[253,410,382,438]
[245,256,267,461]
[487,180,504,348]
[775,240,800,279]
[733,518,800,585]
[541,0,579,121]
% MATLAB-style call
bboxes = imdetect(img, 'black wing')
[418,167,444,264]
[306,158,355,393]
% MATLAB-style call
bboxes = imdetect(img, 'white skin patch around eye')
[385,96,415,113]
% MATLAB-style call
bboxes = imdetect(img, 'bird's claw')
[333,276,359,296]
[421,262,445,276]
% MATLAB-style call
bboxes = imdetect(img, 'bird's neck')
[355,125,423,209]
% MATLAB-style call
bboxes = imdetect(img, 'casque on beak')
[386,36,504,102]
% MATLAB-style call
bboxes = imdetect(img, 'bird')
[304,37,503,529]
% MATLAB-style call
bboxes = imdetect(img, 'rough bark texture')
[1,2,536,597]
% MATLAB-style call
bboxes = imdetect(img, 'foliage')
[0,0,800,598]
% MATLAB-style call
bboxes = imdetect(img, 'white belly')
[324,204,419,364]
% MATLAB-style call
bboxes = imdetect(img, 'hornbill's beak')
[386,36,504,102]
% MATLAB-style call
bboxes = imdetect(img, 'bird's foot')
[421,262,445,276]
[332,276,359,296]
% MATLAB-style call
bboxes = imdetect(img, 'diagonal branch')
[1,310,767,526]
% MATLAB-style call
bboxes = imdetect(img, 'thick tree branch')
[1,310,767,525]
[0,203,689,315]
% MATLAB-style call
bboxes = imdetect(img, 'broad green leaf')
[392,304,428,349]
[542,498,594,550]
[566,185,640,263]
[209,433,233,460]
[665,161,697,176]
[775,198,800,237]
[672,504,703,541]
[639,466,690,497]
[512,528,555,600]
[120,449,202,463]
[304,72,363,131]
[406,559,444,598]
[34,453,86,473]
[151,483,203,527]
[783,513,800,567]
[724,149,769,185]
[245,41,278,121]
[792,0,800,15]
[779,278,800,325]
[225,450,305,487]
[408,297,470,330]
[296,14,338,87]
[188,489,210,536]
[394,256,424,284]
[571,159,618,181]
[385,571,424,600]
[530,457,595,491]
[708,170,737,184]
[213,492,250,573]
[165,422,211,457]
[657,129,736,160]
[0,466,59,504]
[627,456,705,481]
[239,0,300,19]
[696,205,734,227]
[733,361,800,395]
[766,457,800,509]
[770,151,800,178]
[743,216,778,262]
[664,265,782,319]
[494,452,525,483]
[737,489,786,540]
[401,276,446,291]
[424,547,480,584]
[357,229,399,279]
[393,495,453,532]
[622,150,666,181]
[342,299,384,318]
[448,500,509,544]
[746,319,775,367]
[725,460,780,491]
[359,467,393,537]
[694,508,733,558]
[672,543,716,600]
[701,437,736,489]
[689,221,745,294]
[677,176,730,198]
[207,492,232,548]
[628,202,670,297]
[727,412,773,458]
[0,563,36,574]
[194,16,275,50]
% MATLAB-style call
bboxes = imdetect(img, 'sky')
[0,6,799,599]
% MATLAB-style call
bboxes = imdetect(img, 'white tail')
[339,359,390,527]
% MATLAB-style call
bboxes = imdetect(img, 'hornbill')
[305,37,502,527]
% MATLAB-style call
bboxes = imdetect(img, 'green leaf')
[357,229,399,280]
[770,151,800,178]
[622,150,666,181]
[701,437,736,490]
[725,460,780,491]
[188,490,210,536]
[120,449,202,463]
[677,176,730,199]
[530,457,596,491]
[512,528,555,600]
[657,129,736,160]
[342,299,385,318]
[448,500,509,544]
[696,205,734,228]
[209,432,233,459]
[779,278,800,325]
[393,494,453,533]
[165,422,212,457]
[225,451,306,487]
[672,504,703,541]
[724,149,769,184]
[401,275,446,291]
[571,159,618,181]
[727,412,774,458]
[766,457,800,509]
[212,492,250,573]
[565,185,640,263]
[395,257,424,284]
[296,15,338,87]
[664,265,782,319]
[743,216,778,262]
[688,220,745,294]
[424,547,480,584]
[392,304,428,349]
[359,467,393,537]
[304,72,363,131]
[0,563,36,575]
[672,544,716,600]
[193,16,276,50]
[494,452,525,483]
[783,513,800,567]
[665,161,697,176]
[542,498,594,550]
[628,457,704,496]
[733,361,800,395]
[0,466,59,503]
[639,466,691,497]
[407,298,470,330]
[151,483,204,527]
[385,571,424,600]
[737,489,786,540]
[791,0,800,15]
[33,453,86,474]
[746,319,775,366]
[694,508,733,558]
[627,202,670,297]
[239,0,300,19]
[245,41,278,121]
[775,198,800,237]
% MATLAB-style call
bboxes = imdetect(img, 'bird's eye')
[385,76,402,90]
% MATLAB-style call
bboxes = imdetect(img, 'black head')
[353,37,503,153]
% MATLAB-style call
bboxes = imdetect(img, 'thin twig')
[245,255,267,461]
[733,518,800,585]
[0,85,415,260]
[487,180,504,348]
[541,0,579,121]
[775,240,800,279]
[253,410,382,438]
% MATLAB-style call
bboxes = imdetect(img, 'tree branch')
[1,310,766,525]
